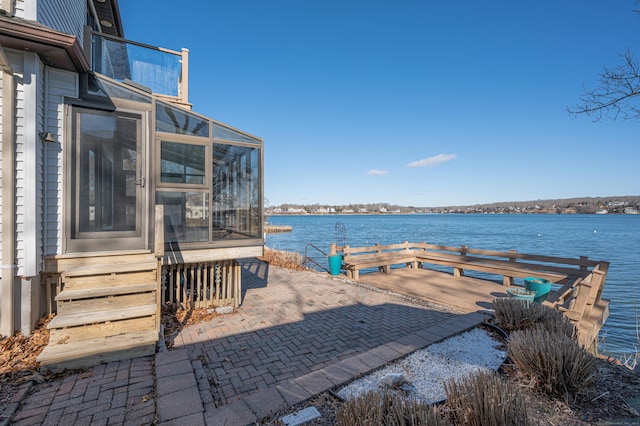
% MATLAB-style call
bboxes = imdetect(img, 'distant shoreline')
[266,195,640,216]
[266,211,639,216]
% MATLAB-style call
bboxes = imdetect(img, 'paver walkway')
[5,260,486,425]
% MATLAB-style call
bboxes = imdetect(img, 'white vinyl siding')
[14,0,25,18]
[38,0,87,45]
[13,52,45,277]
[44,68,77,255]
[8,50,24,277]
[0,69,3,249]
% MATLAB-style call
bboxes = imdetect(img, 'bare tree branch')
[568,50,640,121]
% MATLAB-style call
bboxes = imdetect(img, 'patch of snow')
[336,327,507,404]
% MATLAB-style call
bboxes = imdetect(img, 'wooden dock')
[356,267,507,313]
[264,224,292,233]
[336,241,610,352]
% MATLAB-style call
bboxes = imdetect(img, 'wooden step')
[37,330,158,372]
[44,251,156,274]
[62,261,158,278]
[48,304,157,329]
[56,282,157,301]
[56,292,156,316]
[62,270,157,290]
[49,316,156,344]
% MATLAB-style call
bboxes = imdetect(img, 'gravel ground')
[336,327,507,404]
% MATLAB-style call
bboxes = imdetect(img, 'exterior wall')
[13,51,44,278]
[38,0,87,46]
[0,47,79,337]
[3,48,48,334]
[13,0,24,18]
[0,68,3,250]
[44,68,77,256]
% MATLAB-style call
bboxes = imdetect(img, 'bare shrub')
[509,328,597,400]
[335,390,445,426]
[443,370,528,426]
[492,298,577,339]
[259,248,305,270]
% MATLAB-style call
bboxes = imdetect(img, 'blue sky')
[119,1,639,207]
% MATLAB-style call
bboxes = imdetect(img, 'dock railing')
[335,241,610,352]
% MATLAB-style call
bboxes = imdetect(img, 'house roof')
[0,15,90,72]
[92,0,125,38]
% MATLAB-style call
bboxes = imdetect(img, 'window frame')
[155,132,211,190]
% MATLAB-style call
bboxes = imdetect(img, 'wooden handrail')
[338,241,602,269]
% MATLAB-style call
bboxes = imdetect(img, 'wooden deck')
[355,267,508,313]
[337,241,610,352]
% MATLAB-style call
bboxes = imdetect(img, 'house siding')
[44,68,77,255]
[0,70,3,250]
[8,50,45,278]
[14,0,24,18]
[38,0,87,45]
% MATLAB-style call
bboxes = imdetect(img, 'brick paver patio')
[7,259,485,425]
[173,260,479,422]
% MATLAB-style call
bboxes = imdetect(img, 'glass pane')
[157,192,209,243]
[97,76,153,104]
[92,33,182,97]
[75,110,140,234]
[212,144,261,239]
[160,142,206,184]
[213,124,261,144]
[156,102,209,137]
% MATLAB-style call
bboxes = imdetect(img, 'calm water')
[266,214,640,360]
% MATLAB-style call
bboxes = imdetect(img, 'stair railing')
[303,243,330,273]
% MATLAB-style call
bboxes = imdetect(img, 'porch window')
[156,192,209,243]
[160,142,206,184]
[212,144,261,239]
[156,103,209,137]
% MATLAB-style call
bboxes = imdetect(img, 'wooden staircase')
[38,254,160,372]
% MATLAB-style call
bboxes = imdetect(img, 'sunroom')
[64,74,264,259]
[38,32,263,369]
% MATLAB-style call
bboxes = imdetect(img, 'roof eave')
[0,15,90,72]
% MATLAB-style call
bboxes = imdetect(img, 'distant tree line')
[266,196,640,215]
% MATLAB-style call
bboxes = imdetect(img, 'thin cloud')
[407,154,457,168]
[367,169,389,176]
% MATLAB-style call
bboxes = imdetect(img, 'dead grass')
[492,297,576,338]
[444,370,529,425]
[509,328,598,401]
[335,389,444,426]
[259,248,306,270]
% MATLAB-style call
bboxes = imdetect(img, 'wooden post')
[154,205,165,258]
[330,243,337,256]
[454,245,467,277]
[503,249,517,286]
[579,256,588,272]
[154,205,164,331]
[180,48,189,104]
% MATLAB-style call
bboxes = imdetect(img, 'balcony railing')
[91,32,189,105]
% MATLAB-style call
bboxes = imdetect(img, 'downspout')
[0,46,16,336]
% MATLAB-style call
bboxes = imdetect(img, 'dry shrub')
[509,328,597,400]
[335,390,445,426]
[259,248,305,270]
[492,298,576,338]
[444,370,528,426]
